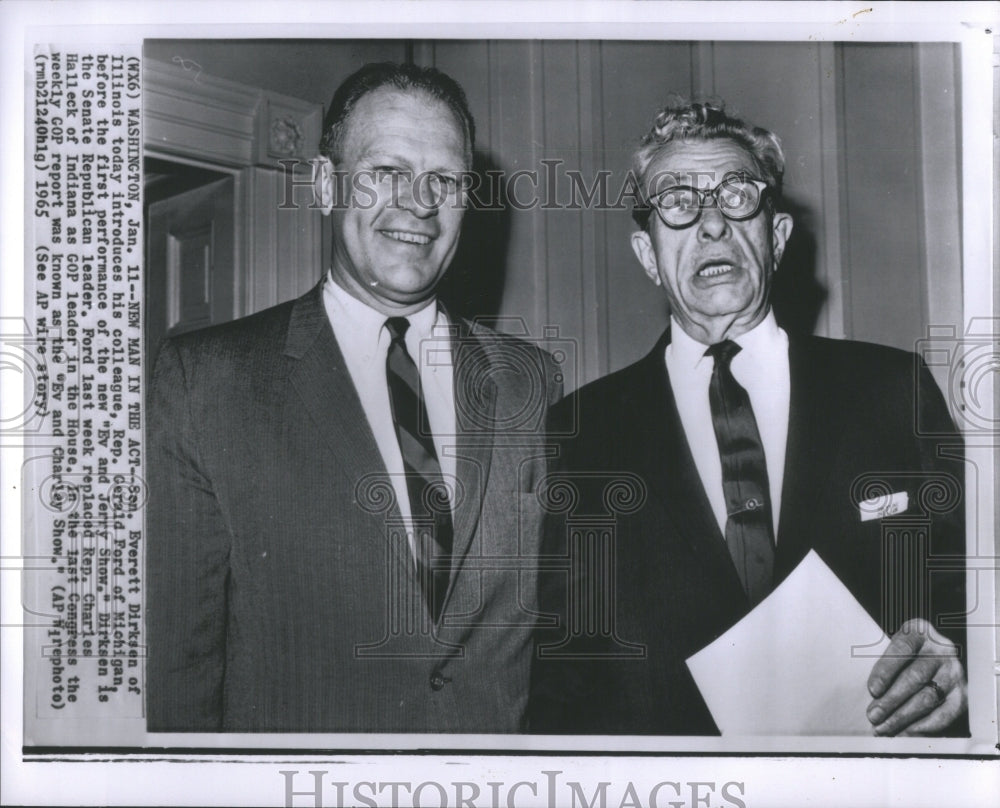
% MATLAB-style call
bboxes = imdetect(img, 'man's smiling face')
[630,138,793,344]
[328,87,469,315]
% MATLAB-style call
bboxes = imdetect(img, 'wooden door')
[145,176,235,371]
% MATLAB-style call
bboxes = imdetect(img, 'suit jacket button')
[430,671,448,691]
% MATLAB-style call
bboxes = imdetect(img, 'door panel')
[146,176,235,369]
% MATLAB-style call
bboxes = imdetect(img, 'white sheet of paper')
[685,550,892,736]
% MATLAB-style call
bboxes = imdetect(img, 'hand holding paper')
[686,550,891,735]
[685,551,968,736]
[866,618,967,736]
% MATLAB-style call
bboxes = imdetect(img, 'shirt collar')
[734,308,783,361]
[325,270,439,349]
[668,309,783,370]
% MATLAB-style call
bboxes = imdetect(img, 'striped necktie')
[384,316,453,623]
[705,339,775,606]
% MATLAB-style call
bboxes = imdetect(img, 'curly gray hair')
[631,101,785,228]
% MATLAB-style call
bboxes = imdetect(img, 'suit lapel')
[775,336,842,577]
[282,284,416,591]
[446,318,496,591]
[284,284,394,494]
[631,329,747,593]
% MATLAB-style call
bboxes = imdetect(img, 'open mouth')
[381,230,433,246]
[696,261,737,278]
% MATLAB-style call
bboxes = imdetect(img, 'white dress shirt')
[323,273,457,549]
[665,311,790,538]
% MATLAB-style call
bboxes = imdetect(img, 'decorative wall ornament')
[269,114,304,157]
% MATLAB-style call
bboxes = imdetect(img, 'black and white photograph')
[2,2,998,807]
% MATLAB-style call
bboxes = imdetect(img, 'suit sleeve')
[146,340,231,731]
[914,358,967,654]
[527,396,608,733]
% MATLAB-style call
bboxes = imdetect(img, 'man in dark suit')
[529,102,967,736]
[146,63,560,732]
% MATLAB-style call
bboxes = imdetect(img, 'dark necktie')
[705,339,775,606]
[384,316,453,623]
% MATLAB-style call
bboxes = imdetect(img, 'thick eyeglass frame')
[649,171,771,229]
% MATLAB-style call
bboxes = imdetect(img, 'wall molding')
[143,58,324,315]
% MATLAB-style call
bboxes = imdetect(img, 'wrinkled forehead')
[343,87,472,167]
[643,138,757,192]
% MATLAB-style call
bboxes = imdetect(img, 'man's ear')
[630,230,661,286]
[771,211,793,266]
[313,156,335,216]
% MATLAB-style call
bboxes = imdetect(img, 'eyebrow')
[358,152,414,169]
[649,168,752,189]
[358,151,466,174]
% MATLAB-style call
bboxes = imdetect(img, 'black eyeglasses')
[649,172,770,229]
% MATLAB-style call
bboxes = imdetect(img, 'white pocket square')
[858,490,909,522]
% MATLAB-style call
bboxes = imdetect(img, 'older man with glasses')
[530,102,968,737]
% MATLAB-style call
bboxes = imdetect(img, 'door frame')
[144,149,248,322]
[143,58,324,316]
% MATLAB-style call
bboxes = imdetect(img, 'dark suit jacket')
[528,327,966,735]
[146,283,561,732]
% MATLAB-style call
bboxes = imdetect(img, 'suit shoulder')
[465,320,551,357]
[562,354,648,408]
[552,354,649,429]
[800,334,914,362]
[793,335,957,435]
[154,299,299,380]
[150,300,301,402]
[795,334,917,384]
[463,320,562,401]
[164,300,296,356]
